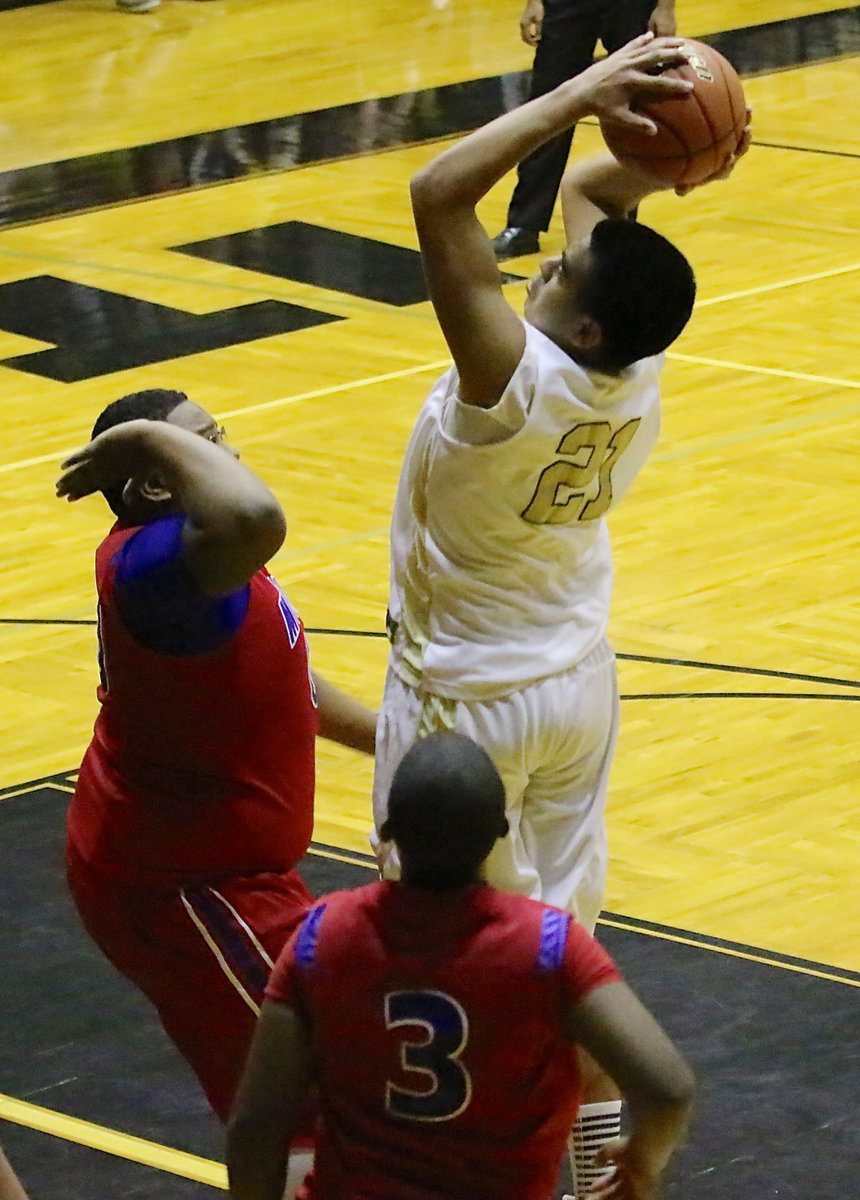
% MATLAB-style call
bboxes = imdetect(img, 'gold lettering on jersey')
[687,51,714,82]
[521,418,642,525]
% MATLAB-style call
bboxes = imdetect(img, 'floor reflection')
[0,277,342,382]
[0,8,856,228]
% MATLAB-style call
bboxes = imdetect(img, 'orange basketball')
[599,40,747,187]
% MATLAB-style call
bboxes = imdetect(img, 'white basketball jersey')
[388,322,663,699]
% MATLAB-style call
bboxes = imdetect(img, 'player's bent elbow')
[191,500,286,594]
[410,162,459,213]
[232,498,287,559]
[664,1067,696,1109]
[410,169,438,211]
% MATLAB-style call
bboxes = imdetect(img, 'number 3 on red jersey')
[384,990,472,1122]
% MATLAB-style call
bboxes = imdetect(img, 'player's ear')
[121,473,173,514]
[137,472,173,505]
[570,314,603,354]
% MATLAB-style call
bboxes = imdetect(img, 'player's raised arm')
[559,154,670,245]
[409,33,693,409]
[560,116,752,247]
[565,981,694,1199]
[57,419,286,597]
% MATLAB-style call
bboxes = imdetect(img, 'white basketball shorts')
[371,639,619,933]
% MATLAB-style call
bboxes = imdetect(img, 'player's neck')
[400,871,484,893]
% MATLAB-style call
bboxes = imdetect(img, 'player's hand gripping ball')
[600,39,747,187]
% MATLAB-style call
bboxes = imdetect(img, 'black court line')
[0,7,857,228]
[304,632,860,693]
[0,770,75,796]
[2,616,859,693]
[622,691,860,701]
[755,138,860,159]
[602,910,860,987]
[616,650,860,689]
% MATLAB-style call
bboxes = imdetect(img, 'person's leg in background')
[600,0,664,56]
[493,0,602,257]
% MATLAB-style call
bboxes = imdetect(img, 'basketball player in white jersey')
[372,35,748,1197]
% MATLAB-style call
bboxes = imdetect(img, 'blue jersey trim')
[294,903,327,967]
[113,514,249,656]
[537,909,571,973]
[182,886,269,1001]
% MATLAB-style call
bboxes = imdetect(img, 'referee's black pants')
[506,0,656,233]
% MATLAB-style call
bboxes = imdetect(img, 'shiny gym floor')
[0,1,857,1197]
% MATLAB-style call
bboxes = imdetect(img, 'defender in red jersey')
[57,390,376,1159]
[228,734,694,1200]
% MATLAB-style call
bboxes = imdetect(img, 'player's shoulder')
[485,888,570,936]
[629,349,665,385]
[468,890,592,980]
[522,319,581,377]
[302,881,388,927]
[98,518,142,555]
[490,887,558,916]
[96,519,146,585]
[292,881,387,965]
[98,514,184,568]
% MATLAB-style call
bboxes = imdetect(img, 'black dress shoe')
[491,226,540,259]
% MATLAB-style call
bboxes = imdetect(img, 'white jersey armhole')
[441,322,543,446]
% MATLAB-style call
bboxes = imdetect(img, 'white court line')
[666,351,859,390]
[695,260,860,307]
[4,299,858,478]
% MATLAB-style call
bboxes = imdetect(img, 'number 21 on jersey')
[384,989,472,1122]
[521,418,641,525]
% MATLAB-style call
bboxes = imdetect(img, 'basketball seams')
[688,78,722,185]
[694,47,746,173]
[631,112,689,161]
[598,40,746,188]
[715,50,748,157]
[714,49,746,134]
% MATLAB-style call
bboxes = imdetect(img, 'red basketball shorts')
[67,850,313,1123]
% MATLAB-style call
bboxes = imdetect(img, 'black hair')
[91,389,188,517]
[582,219,696,372]
[381,732,508,891]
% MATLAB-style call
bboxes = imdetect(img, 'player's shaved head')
[381,732,508,890]
[91,390,189,516]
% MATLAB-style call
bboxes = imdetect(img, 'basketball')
[600,40,747,187]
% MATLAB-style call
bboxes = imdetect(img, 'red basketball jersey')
[267,882,621,1200]
[68,522,318,888]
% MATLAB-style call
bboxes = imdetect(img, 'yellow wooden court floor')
[0,0,858,1196]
